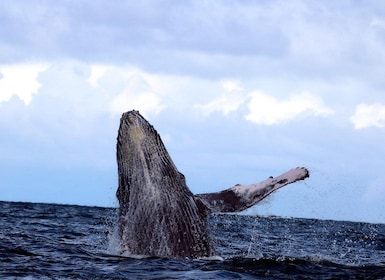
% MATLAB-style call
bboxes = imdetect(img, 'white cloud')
[88,64,111,88]
[220,79,244,92]
[194,89,335,125]
[72,63,168,117]
[350,103,385,129]
[195,80,245,115]
[109,91,163,118]
[107,72,165,117]
[194,93,246,116]
[0,63,49,105]
[245,91,335,125]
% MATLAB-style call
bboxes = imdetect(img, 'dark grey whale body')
[116,110,213,258]
[116,110,309,259]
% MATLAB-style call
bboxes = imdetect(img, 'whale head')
[116,111,186,198]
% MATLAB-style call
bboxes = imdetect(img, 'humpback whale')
[116,110,309,259]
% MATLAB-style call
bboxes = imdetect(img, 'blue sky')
[1,0,385,224]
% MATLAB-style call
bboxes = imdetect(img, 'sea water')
[1,201,384,279]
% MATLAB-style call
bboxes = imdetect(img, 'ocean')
[1,201,384,279]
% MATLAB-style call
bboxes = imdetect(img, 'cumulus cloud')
[0,61,165,167]
[0,63,48,105]
[196,89,335,125]
[109,78,164,118]
[87,65,167,117]
[194,93,246,116]
[350,103,385,129]
[220,79,244,92]
[0,60,220,145]
[88,65,110,88]
[245,91,335,125]
[194,79,246,115]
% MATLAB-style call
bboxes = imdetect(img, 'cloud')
[195,88,335,125]
[87,65,167,117]
[194,93,246,116]
[88,64,110,88]
[350,103,385,129]
[0,63,48,105]
[0,1,288,59]
[220,79,244,92]
[0,61,116,167]
[3,1,385,83]
[194,79,245,115]
[0,60,219,149]
[245,91,335,125]
[109,84,164,118]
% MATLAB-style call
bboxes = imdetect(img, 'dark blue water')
[1,201,384,279]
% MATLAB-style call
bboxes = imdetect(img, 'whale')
[116,110,309,259]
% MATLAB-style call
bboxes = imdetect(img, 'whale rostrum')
[116,110,309,259]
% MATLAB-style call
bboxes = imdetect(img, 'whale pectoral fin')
[194,167,309,213]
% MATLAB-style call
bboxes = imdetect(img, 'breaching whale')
[116,110,309,259]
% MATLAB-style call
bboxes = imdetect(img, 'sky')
[1,0,385,224]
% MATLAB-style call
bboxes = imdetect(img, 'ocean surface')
[1,201,384,279]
